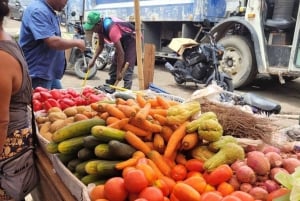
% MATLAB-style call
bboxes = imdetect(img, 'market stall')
[31,84,300,201]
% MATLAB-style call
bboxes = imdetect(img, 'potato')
[48,107,62,113]
[49,119,67,133]
[40,131,53,142]
[39,122,51,135]
[63,106,78,117]
[74,113,89,122]
[48,111,67,122]
[35,116,49,124]
[76,105,91,114]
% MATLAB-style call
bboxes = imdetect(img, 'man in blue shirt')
[19,0,85,89]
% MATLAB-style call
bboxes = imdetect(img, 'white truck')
[205,0,300,88]
[83,0,242,59]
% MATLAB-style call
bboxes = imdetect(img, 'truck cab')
[204,0,300,89]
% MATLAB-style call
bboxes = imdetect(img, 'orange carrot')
[126,98,139,107]
[135,102,152,122]
[153,134,165,154]
[136,93,147,107]
[117,104,137,118]
[147,150,171,177]
[149,108,167,117]
[99,111,110,120]
[140,119,162,133]
[175,153,187,165]
[145,142,154,150]
[104,103,126,119]
[108,118,130,129]
[156,96,170,109]
[164,121,188,159]
[124,131,151,154]
[123,123,151,137]
[181,132,199,150]
[161,126,173,142]
[147,159,164,178]
[115,158,138,170]
[115,98,128,105]
[153,113,168,125]
[106,116,120,125]
[147,98,159,108]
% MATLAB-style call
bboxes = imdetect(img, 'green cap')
[83,11,101,31]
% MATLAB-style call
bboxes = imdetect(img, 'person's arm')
[44,36,85,51]
[0,51,21,152]
[114,40,125,80]
[88,33,105,68]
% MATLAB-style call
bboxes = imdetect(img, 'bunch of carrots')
[91,93,197,164]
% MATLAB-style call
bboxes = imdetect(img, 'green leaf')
[275,172,293,189]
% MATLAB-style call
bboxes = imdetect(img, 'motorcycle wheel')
[74,58,97,79]
[95,56,107,70]
[173,61,186,84]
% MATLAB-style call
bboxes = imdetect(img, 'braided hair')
[0,0,9,23]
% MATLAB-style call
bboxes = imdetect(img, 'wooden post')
[134,0,145,89]
[143,44,156,89]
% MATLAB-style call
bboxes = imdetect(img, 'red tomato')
[39,91,52,101]
[33,99,43,111]
[32,92,42,101]
[50,89,62,100]
[33,86,48,93]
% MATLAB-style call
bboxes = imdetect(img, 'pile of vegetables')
[33,86,108,111]
[34,92,300,201]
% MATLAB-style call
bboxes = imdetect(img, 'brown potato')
[63,106,78,117]
[48,111,67,122]
[49,119,67,133]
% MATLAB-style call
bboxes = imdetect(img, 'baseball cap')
[83,11,101,31]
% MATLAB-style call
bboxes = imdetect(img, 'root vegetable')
[265,152,282,167]
[261,145,280,154]
[249,187,268,201]
[236,166,257,184]
[246,151,270,175]
[263,180,280,193]
[228,175,241,191]
[240,183,253,193]
[231,160,246,172]
[282,158,300,174]
[270,167,289,180]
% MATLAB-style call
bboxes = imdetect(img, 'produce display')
[34,90,300,201]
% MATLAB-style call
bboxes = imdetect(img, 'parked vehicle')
[65,13,97,80]
[8,0,31,20]
[165,25,234,92]
[204,0,300,89]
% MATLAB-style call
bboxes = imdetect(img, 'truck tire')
[74,58,97,79]
[218,35,257,89]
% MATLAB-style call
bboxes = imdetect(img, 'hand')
[88,60,95,69]
[75,39,85,52]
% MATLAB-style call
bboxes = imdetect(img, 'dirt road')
[4,18,300,119]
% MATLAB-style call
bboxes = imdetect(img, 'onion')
[265,152,283,167]
[270,167,289,180]
[240,183,253,193]
[236,165,257,184]
[228,175,240,191]
[263,180,280,193]
[282,158,300,174]
[231,160,246,172]
[261,145,281,154]
[247,151,271,175]
[249,187,268,201]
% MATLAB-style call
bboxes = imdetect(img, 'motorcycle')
[165,26,234,92]
[65,13,97,80]
[92,34,115,70]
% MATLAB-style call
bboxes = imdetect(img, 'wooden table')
[30,147,77,201]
